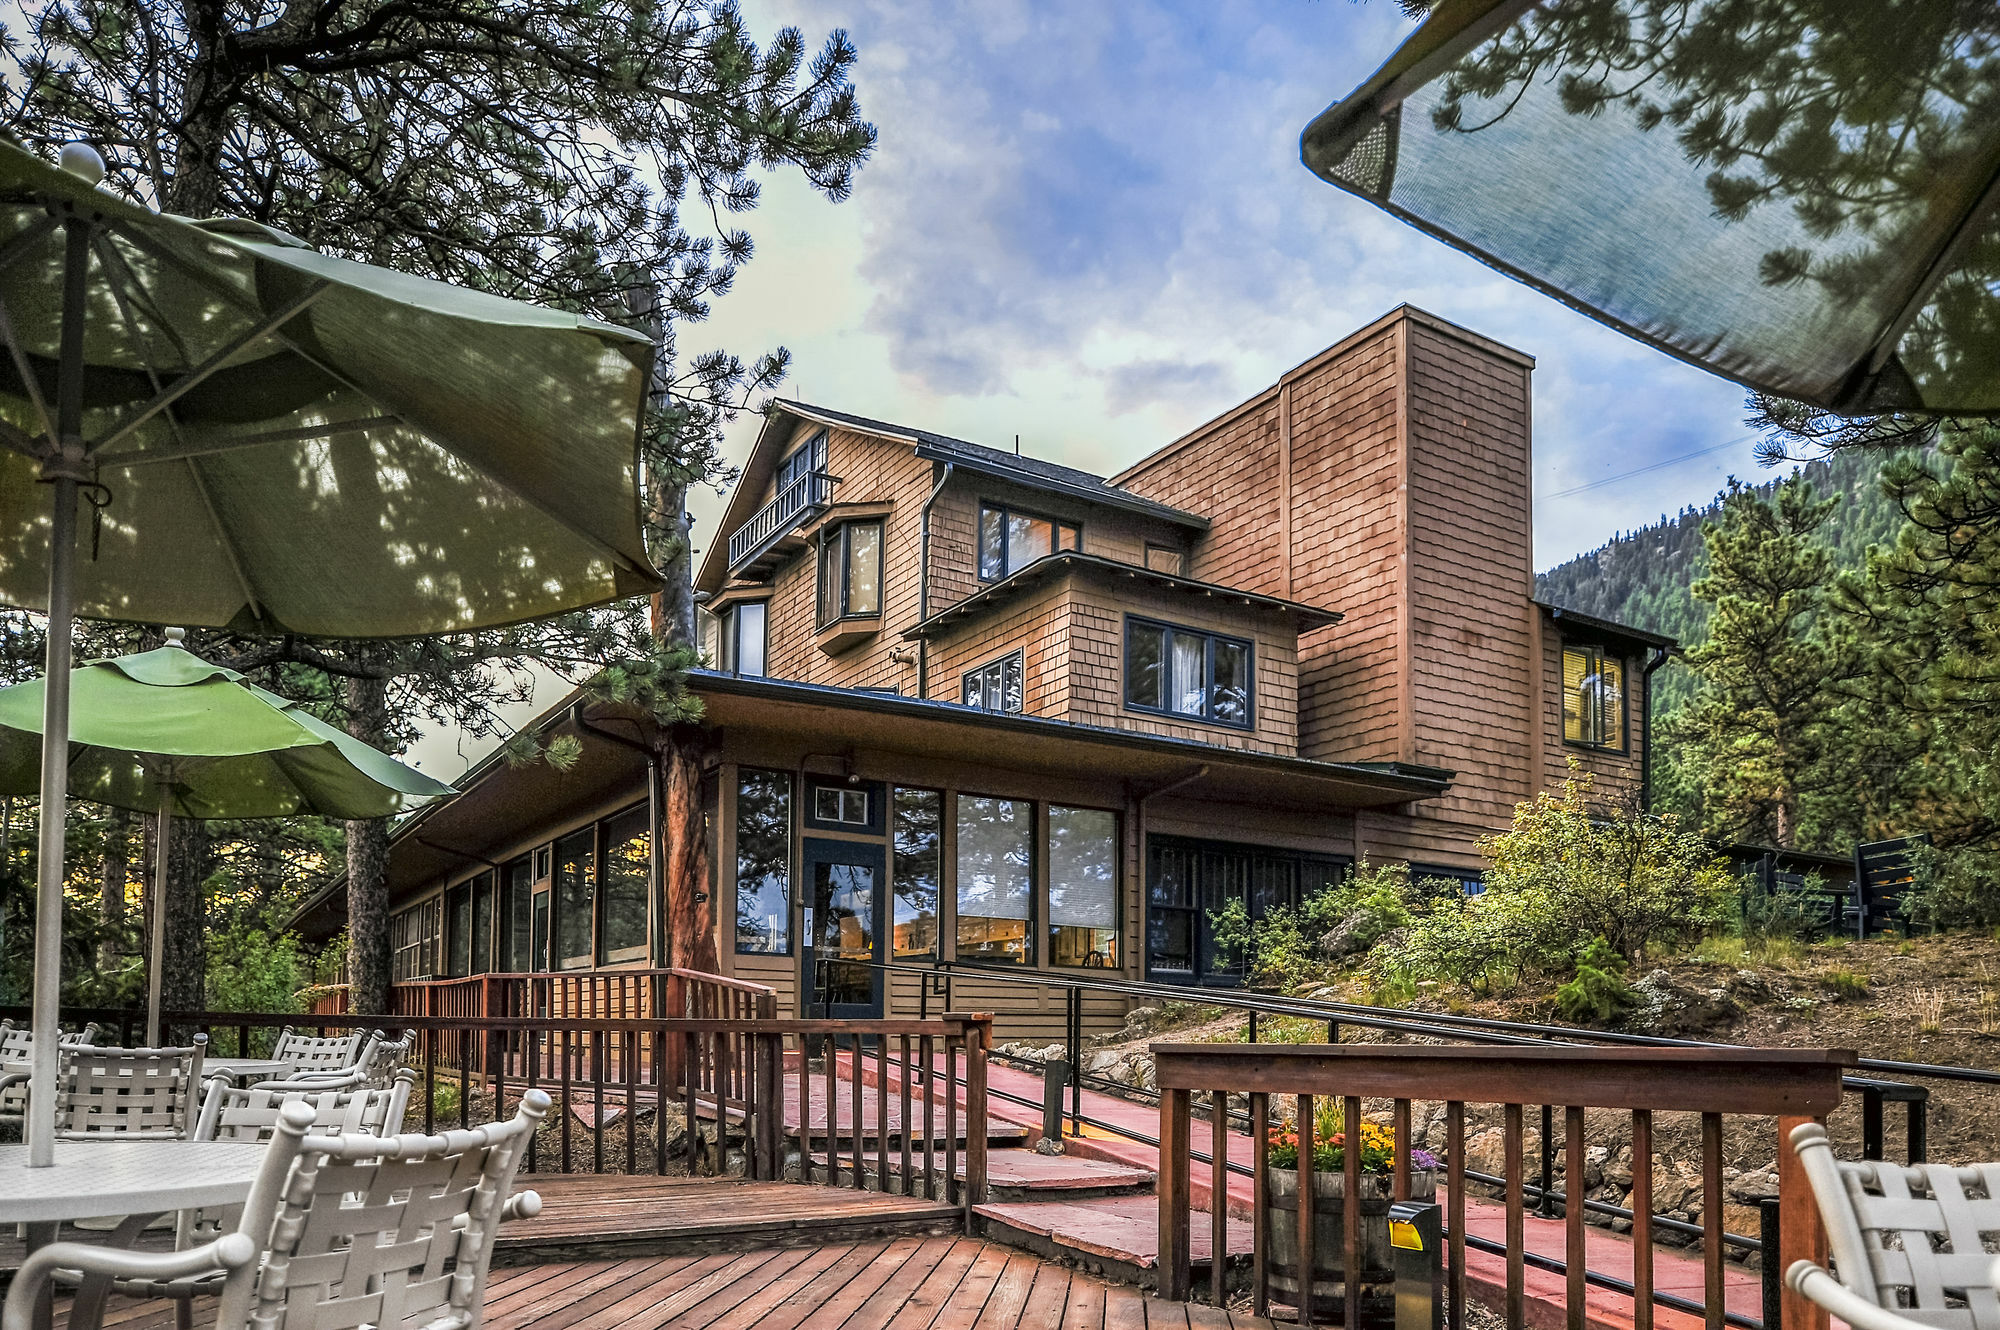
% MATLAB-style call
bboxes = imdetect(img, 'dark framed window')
[445,880,473,977]
[1144,544,1185,576]
[501,856,535,972]
[978,503,1080,581]
[469,869,495,975]
[775,428,829,521]
[1124,617,1253,729]
[718,601,767,677]
[553,827,594,969]
[391,898,439,981]
[1049,805,1118,968]
[1562,643,1627,750]
[956,794,1034,964]
[533,845,551,881]
[735,768,793,955]
[1146,836,1349,984]
[961,650,1024,713]
[815,786,869,826]
[599,804,651,963]
[817,520,883,625]
[892,788,942,959]
[803,778,885,835]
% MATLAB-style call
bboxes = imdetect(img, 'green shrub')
[1380,764,1735,989]
[1554,937,1639,1025]
[205,924,306,1015]
[1209,861,1415,990]
[1741,873,1834,943]
[431,1079,462,1120]
[1822,968,1871,1000]
[1903,843,1999,930]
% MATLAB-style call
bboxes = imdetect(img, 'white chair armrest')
[1787,1261,1933,1330]
[504,1189,542,1222]
[2,1233,255,1330]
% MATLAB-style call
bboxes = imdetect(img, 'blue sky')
[687,0,1770,575]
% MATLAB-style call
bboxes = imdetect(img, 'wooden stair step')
[975,1194,1250,1291]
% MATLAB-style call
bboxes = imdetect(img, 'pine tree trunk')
[99,810,130,971]
[659,731,717,976]
[345,672,393,1015]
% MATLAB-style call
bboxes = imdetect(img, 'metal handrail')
[726,469,836,569]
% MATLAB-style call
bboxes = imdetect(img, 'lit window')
[598,805,650,963]
[1144,544,1185,576]
[1125,618,1253,728]
[735,768,792,955]
[956,795,1033,964]
[814,786,870,826]
[818,520,883,625]
[979,503,1080,581]
[1562,643,1626,749]
[553,827,593,968]
[1050,806,1118,968]
[962,650,1024,713]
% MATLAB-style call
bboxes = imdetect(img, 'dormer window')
[817,519,883,626]
[978,503,1080,581]
[716,601,767,677]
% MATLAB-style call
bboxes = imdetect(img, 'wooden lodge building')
[293,306,1672,1040]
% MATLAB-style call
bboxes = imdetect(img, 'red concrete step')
[975,1193,1251,1291]
[806,1146,1155,1199]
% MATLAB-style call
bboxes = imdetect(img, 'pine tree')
[1665,477,1859,849]
[1,1,874,1011]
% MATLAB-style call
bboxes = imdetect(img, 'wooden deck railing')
[309,968,777,1024]
[1152,1043,1854,1330]
[21,1006,990,1221]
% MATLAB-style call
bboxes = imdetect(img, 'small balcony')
[727,469,836,578]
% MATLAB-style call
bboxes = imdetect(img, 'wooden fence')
[1152,1043,1854,1330]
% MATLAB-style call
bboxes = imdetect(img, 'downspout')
[916,461,954,700]
[570,704,667,972]
[1640,646,1671,815]
[1133,764,1209,980]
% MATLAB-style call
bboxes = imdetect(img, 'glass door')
[801,838,886,1019]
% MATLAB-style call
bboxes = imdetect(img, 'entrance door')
[801,838,886,1019]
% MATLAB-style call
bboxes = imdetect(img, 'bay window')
[818,520,883,625]
[1125,617,1253,728]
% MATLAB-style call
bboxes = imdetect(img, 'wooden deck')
[55,1236,1278,1330]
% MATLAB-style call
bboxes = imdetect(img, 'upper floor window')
[776,429,829,505]
[1125,617,1253,729]
[1562,643,1626,750]
[817,520,883,625]
[717,601,767,677]
[962,650,1024,714]
[979,503,1079,581]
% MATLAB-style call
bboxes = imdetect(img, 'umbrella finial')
[58,142,105,184]
[164,626,186,647]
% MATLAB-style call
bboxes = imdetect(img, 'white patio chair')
[270,1025,373,1076]
[53,1037,207,1139]
[1784,1121,2000,1330]
[260,1027,416,1093]
[0,1021,105,1125]
[0,1090,552,1330]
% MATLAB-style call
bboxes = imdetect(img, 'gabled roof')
[695,400,1207,593]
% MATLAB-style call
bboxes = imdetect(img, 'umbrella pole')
[146,791,169,1049]
[26,475,77,1168]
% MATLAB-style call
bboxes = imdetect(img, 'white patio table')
[0,1139,268,1330]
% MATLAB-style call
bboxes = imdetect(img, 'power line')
[1544,433,1758,501]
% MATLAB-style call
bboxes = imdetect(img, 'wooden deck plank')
[927,1239,1013,1330]
[664,1245,822,1330]
[1183,1302,1233,1330]
[1103,1282,1151,1330]
[713,1241,889,1330]
[883,1236,991,1330]
[1015,1260,1074,1330]
[547,1251,747,1330]
[1142,1294,1191,1330]
[972,1251,1045,1330]
[521,1254,713,1330]
[685,1243,859,1330]
[1062,1268,1107,1330]
[797,1236,934,1330]
[831,1236,961,1330]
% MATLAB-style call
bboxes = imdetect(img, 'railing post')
[1778,1115,1830,1330]
[1159,1084,1193,1302]
[963,1015,991,1210]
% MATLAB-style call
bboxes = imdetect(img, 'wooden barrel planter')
[1263,1168,1438,1322]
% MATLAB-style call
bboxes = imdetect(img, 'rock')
[1583,1145,1608,1190]
[1722,1203,1763,1241]
[1035,1136,1065,1155]
[1464,1127,1541,1181]
[1317,910,1381,961]
[1602,1144,1634,1188]
[1651,1161,1702,1214]
[1084,1050,1122,1077]
[1629,970,1742,1036]
[1727,970,1774,1002]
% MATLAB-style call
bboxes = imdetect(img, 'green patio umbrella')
[1299,1,2000,417]
[0,137,662,1164]
[0,630,454,1046]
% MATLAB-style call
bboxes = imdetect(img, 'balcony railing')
[727,469,836,573]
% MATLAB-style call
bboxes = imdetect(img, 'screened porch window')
[735,768,792,955]
[501,855,535,972]
[1049,805,1118,968]
[599,804,651,963]
[893,788,942,958]
[1562,643,1626,750]
[553,828,594,968]
[956,795,1033,963]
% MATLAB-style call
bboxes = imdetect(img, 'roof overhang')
[1536,599,1676,653]
[911,441,1209,532]
[692,671,1451,810]
[905,552,1342,640]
